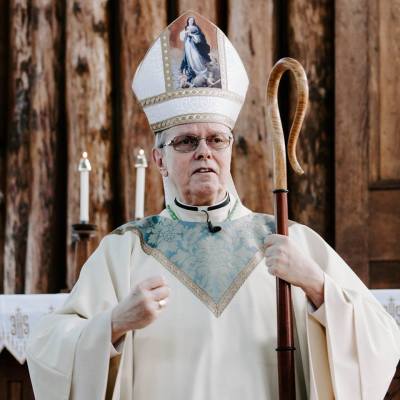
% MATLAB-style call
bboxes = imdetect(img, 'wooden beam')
[177,0,218,23]
[0,0,9,294]
[335,0,369,283]
[227,0,276,213]
[4,0,32,293]
[23,0,62,293]
[66,0,114,289]
[286,0,335,243]
[118,0,166,222]
[5,0,62,293]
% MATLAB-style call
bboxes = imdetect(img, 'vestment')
[27,198,400,399]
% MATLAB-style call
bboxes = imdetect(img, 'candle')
[134,149,148,219]
[78,152,92,223]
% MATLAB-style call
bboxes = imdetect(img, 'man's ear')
[152,148,168,177]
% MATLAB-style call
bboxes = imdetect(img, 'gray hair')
[154,129,169,150]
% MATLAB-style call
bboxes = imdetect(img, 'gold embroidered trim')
[140,88,244,107]
[161,32,173,92]
[217,29,227,90]
[151,112,235,133]
[111,225,266,317]
[217,243,269,315]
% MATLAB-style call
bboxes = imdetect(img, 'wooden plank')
[0,0,9,294]
[66,0,113,289]
[177,0,217,23]
[118,0,166,222]
[227,0,275,214]
[286,0,335,243]
[4,0,32,293]
[379,1,400,180]
[22,0,62,293]
[369,0,400,183]
[368,0,380,183]
[335,0,369,283]
[369,190,400,261]
[370,261,400,289]
[0,350,34,400]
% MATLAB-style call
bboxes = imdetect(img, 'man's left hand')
[264,234,325,309]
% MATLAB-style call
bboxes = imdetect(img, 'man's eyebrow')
[206,130,231,136]
[171,129,231,137]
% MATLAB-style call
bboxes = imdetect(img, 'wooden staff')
[266,57,309,399]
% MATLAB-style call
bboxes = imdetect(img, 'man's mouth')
[192,168,216,175]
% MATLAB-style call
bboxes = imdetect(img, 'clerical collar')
[170,193,230,233]
[174,192,230,212]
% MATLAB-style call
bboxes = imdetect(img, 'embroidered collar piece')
[112,213,275,317]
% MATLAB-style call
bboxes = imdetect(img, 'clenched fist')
[111,275,170,344]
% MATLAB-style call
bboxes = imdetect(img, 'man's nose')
[194,138,212,159]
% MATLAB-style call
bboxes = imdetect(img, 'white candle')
[134,149,148,219]
[78,152,92,223]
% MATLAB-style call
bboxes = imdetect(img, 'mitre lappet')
[131,10,249,133]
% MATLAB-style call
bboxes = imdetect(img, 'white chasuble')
[26,202,400,400]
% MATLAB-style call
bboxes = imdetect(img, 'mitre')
[131,10,249,133]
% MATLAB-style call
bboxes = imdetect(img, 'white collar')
[168,192,235,223]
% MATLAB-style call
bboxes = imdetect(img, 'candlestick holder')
[71,223,97,288]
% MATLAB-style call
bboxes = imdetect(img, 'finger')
[264,246,276,257]
[140,275,167,290]
[265,254,280,265]
[263,234,281,249]
[155,297,169,309]
[151,297,169,314]
[268,266,286,281]
[150,285,170,301]
[265,233,288,244]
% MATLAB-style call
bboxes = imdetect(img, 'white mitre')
[131,10,249,133]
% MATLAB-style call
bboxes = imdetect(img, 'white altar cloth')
[370,289,400,327]
[0,294,68,364]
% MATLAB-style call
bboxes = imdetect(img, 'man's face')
[152,122,233,206]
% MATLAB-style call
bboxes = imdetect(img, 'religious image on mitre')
[131,10,248,133]
[24,9,400,400]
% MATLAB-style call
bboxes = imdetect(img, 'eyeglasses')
[159,134,233,153]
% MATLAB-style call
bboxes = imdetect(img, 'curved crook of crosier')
[266,57,308,191]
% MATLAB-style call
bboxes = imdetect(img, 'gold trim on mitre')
[161,30,173,92]
[151,112,235,133]
[140,88,244,108]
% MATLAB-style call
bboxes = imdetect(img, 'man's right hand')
[111,275,170,344]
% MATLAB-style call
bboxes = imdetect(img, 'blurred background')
[0,0,398,295]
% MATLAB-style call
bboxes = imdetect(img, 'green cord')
[166,205,180,220]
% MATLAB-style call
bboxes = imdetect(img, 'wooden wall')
[336,0,400,287]
[0,0,398,294]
